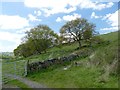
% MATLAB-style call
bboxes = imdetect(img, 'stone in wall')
[27,52,81,73]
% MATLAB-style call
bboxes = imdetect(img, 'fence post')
[14,61,16,79]
[24,60,29,77]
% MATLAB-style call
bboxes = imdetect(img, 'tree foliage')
[14,18,99,58]
[60,18,96,48]
[14,25,58,57]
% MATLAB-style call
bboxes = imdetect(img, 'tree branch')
[68,27,79,41]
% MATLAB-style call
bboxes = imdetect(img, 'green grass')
[27,60,118,88]
[4,79,32,90]
[26,31,118,88]
[2,31,118,88]
[99,31,118,42]
[25,42,78,63]
[2,60,26,76]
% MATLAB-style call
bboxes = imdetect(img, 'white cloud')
[42,6,77,17]
[0,31,24,44]
[1,0,24,2]
[28,14,41,21]
[95,0,119,1]
[34,10,41,16]
[16,27,32,34]
[24,0,114,16]
[64,7,77,13]
[56,17,62,22]
[79,1,114,10]
[100,26,118,31]
[0,26,33,52]
[63,13,81,21]
[24,0,69,9]
[91,12,102,19]
[100,26,118,34]
[0,43,16,52]
[103,10,118,27]
[106,2,114,8]
[37,11,42,16]
[56,13,81,22]
[100,10,119,34]
[0,31,25,52]
[0,15,29,30]
[0,15,31,52]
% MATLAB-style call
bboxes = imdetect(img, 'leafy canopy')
[14,25,58,57]
[60,18,96,47]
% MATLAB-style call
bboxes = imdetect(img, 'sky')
[0,0,119,52]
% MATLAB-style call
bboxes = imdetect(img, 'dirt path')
[4,74,47,88]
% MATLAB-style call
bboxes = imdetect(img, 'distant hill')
[0,52,14,59]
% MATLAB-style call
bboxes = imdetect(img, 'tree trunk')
[78,40,81,48]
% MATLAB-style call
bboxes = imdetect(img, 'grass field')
[2,31,118,88]
[25,42,79,63]
[3,78,31,89]
[2,60,27,76]
[27,64,118,88]
[26,31,118,88]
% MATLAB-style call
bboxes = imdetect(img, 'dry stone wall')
[27,53,79,73]
[27,49,92,74]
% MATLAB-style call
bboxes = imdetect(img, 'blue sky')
[0,0,119,52]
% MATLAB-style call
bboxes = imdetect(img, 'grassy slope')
[100,31,118,41]
[25,42,78,63]
[2,31,118,88]
[3,78,31,90]
[26,31,118,88]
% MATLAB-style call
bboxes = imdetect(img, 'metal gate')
[2,60,27,84]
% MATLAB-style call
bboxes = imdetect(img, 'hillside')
[2,31,118,88]
[26,31,118,88]
[0,52,14,60]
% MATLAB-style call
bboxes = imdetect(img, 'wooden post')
[24,60,29,77]
[14,61,16,79]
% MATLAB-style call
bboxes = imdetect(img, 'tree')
[14,43,33,58]
[60,18,96,48]
[25,25,58,53]
[14,24,58,57]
